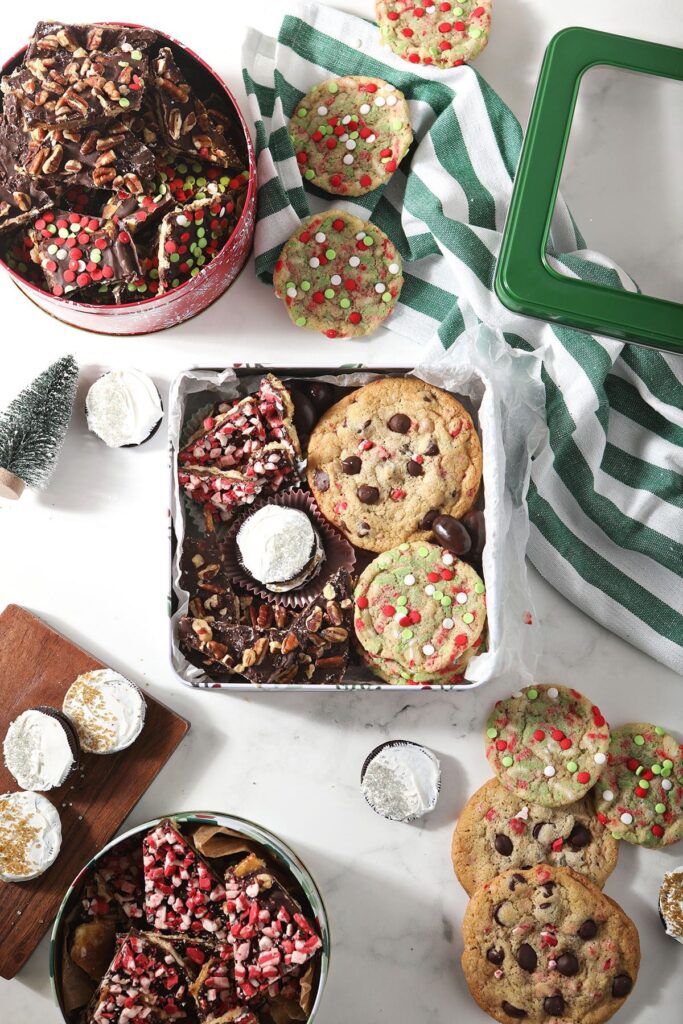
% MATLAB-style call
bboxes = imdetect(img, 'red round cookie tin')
[0,24,256,335]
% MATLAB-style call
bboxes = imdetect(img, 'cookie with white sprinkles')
[354,541,486,685]
[485,684,610,808]
[273,210,403,338]
[290,76,413,196]
[376,1,492,68]
[594,723,683,847]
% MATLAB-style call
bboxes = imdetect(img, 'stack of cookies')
[452,683,683,1023]
[176,372,488,687]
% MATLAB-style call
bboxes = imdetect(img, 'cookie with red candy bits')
[461,865,640,1024]
[290,76,412,196]
[452,778,619,896]
[485,684,610,808]
[376,1,492,69]
[353,541,486,685]
[29,210,140,298]
[306,376,482,551]
[273,210,403,338]
[594,723,683,847]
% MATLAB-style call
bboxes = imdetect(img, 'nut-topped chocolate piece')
[307,376,482,551]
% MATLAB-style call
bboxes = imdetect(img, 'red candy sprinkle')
[635,786,647,798]
[439,22,452,33]
[473,6,486,16]
[409,610,421,624]
[441,569,454,581]
[597,812,609,825]
[559,738,572,751]
[627,758,640,772]
[333,218,346,231]
[495,740,507,752]
[357,596,368,609]
[408,53,421,63]
[297,151,308,164]
[382,605,396,616]
[455,634,468,647]
[439,41,452,51]
[388,11,399,20]
[360,175,373,188]
[427,572,441,583]
[454,20,466,31]
[402,27,414,37]
[533,730,545,742]
[399,615,412,628]
[326,138,337,150]
[551,838,564,852]
[652,825,665,838]
[551,729,565,742]
[349,311,362,325]
[313,292,325,304]
[576,772,590,785]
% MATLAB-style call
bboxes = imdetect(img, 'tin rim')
[0,23,257,315]
[49,810,330,1022]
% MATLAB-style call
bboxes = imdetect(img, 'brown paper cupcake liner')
[223,490,356,609]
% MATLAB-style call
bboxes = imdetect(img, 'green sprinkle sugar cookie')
[376,1,492,69]
[354,542,486,684]
[485,684,610,808]
[273,210,403,338]
[290,76,413,196]
[594,723,683,847]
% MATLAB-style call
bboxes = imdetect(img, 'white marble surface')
[0,2,681,1022]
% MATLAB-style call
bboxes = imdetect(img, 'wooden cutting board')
[0,604,189,979]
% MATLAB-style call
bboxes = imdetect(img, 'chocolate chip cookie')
[461,865,640,1024]
[594,722,683,847]
[452,779,619,896]
[307,376,482,551]
[485,685,610,808]
[353,541,486,684]
[289,76,412,196]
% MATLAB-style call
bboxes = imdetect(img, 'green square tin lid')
[495,27,683,354]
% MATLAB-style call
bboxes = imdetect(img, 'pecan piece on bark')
[325,600,342,625]
[281,632,299,655]
[321,627,348,644]
[304,606,323,633]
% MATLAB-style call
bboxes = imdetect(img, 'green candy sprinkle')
[469,27,483,38]
[324,288,335,299]
[131,50,143,60]
[655,803,666,814]
[486,728,498,739]
[652,764,662,775]
[640,779,650,790]
[295,316,307,327]
[301,280,311,291]
[474,582,485,594]
[363,235,374,246]
[118,97,130,108]
[636,766,644,776]
[286,281,296,291]
[170,253,180,263]
[527,688,539,700]
[441,596,452,607]
[305,169,315,180]
[633,734,645,746]
[379,557,391,569]
[655,726,665,735]
[462,612,474,624]
[326,249,336,259]
[399,543,410,551]
[429,47,440,57]
[90,249,102,263]
[402,629,413,641]
[297,108,307,118]
[350,131,359,139]
[567,762,578,773]
[381,292,392,303]
[418,546,429,557]
[661,767,672,777]
[397,596,407,606]
[339,298,351,309]
[47,243,58,255]
[663,759,673,769]
[392,119,403,130]
[502,755,514,768]
[328,82,339,93]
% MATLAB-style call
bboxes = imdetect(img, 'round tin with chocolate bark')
[0,23,256,335]
[50,812,330,1024]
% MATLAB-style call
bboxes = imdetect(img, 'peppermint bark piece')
[223,854,323,1001]
[152,48,241,168]
[30,210,140,297]
[290,76,412,196]
[87,930,194,1024]
[81,836,144,923]
[143,819,229,939]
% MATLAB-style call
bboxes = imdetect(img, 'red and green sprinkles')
[376,1,492,69]
[31,211,137,297]
[595,723,683,846]
[289,76,412,196]
[274,210,404,338]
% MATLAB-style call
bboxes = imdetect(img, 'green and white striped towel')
[242,1,683,674]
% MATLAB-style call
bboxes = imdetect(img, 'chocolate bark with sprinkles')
[376,1,492,69]
[353,541,486,685]
[0,175,52,234]
[485,684,611,809]
[157,194,235,291]
[290,76,412,196]
[594,723,683,847]
[30,210,140,297]
[273,210,403,338]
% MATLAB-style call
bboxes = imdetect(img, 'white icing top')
[3,709,76,791]
[237,506,317,584]
[362,743,441,822]
[86,369,163,448]
[63,669,146,754]
[0,791,62,882]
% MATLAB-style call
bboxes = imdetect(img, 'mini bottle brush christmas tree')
[0,355,79,501]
